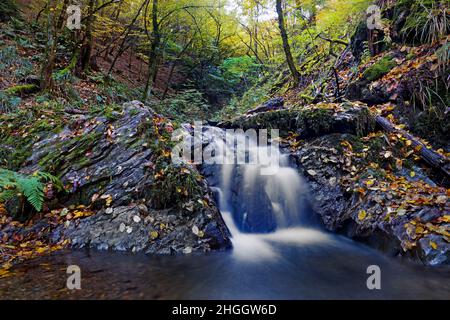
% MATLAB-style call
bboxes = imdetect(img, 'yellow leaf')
[358,210,367,221]
[410,171,416,178]
[150,231,159,240]
[35,247,47,254]
[430,241,438,250]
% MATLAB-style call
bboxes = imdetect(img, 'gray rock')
[52,205,231,254]
[293,133,449,266]
[16,101,231,255]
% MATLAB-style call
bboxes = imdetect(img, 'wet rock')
[229,167,277,233]
[417,234,450,266]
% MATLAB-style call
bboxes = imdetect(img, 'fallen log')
[375,115,450,179]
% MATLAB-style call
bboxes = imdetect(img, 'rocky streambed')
[0,99,449,268]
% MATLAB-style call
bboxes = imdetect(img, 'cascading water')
[201,126,328,261]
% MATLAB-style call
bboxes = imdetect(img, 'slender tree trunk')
[78,0,97,74]
[41,0,57,91]
[143,0,160,101]
[276,0,301,86]
[162,34,195,100]
[107,0,147,75]
[56,0,70,30]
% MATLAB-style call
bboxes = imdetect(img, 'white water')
[205,128,331,262]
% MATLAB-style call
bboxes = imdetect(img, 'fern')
[0,169,62,212]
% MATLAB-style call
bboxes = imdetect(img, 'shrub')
[154,89,210,121]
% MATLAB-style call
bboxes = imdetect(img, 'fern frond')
[17,177,44,212]
[0,189,16,203]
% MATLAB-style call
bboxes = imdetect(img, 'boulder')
[11,101,231,254]
[293,133,450,266]
[220,102,375,138]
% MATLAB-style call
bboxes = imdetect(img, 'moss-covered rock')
[220,102,375,138]
[362,55,397,81]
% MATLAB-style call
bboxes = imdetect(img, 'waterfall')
[203,126,309,233]
[201,126,327,261]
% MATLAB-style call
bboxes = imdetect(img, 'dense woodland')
[0,0,449,281]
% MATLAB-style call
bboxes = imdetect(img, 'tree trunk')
[143,0,161,101]
[78,0,97,74]
[276,0,301,86]
[56,0,70,30]
[40,0,57,91]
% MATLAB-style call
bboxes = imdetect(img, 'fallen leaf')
[150,231,159,240]
[436,195,447,204]
[358,210,367,221]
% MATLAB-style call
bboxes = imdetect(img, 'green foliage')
[397,0,449,44]
[153,89,210,121]
[362,55,396,81]
[0,91,21,113]
[0,169,62,212]
[215,68,286,120]
[0,46,34,79]
[316,0,371,35]
[150,165,204,212]
[0,0,19,21]
[220,56,261,88]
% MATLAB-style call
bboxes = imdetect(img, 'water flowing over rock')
[218,102,449,266]
[200,126,310,233]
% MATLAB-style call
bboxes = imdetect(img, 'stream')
[0,127,449,300]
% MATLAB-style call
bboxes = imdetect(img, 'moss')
[226,105,374,138]
[362,56,396,81]
[38,131,103,174]
[0,101,71,170]
[4,84,39,96]
[406,53,416,60]
[54,52,79,82]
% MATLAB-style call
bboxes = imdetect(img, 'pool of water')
[1,227,449,300]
